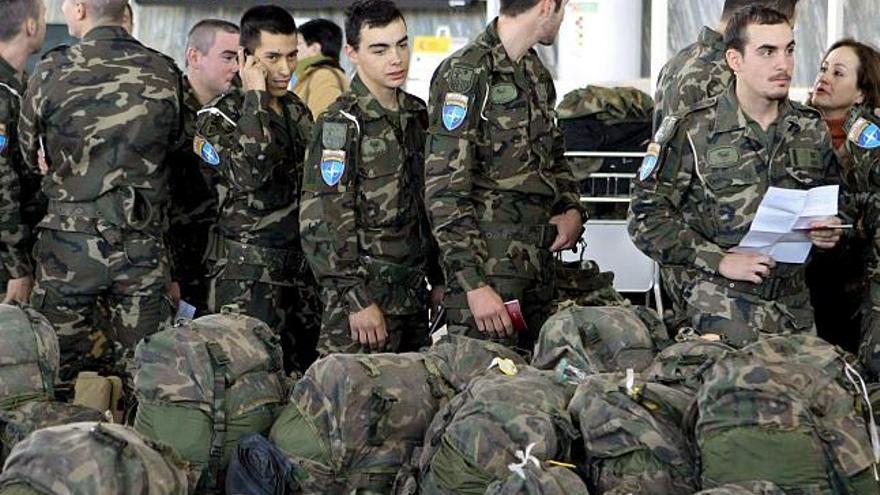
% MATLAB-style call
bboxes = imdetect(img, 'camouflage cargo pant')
[317,287,429,355]
[661,265,696,333]
[30,229,171,383]
[209,260,322,373]
[682,277,815,348]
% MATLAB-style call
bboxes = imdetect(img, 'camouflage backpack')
[642,335,734,394]
[133,309,289,490]
[694,480,786,495]
[269,336,526,494]
[484,464,589,495]
[696,335,879,494]
[532,303,664,374]
[0,422,189,495]
[0,304,105,464]
[417,366,578,495]
[566,371,697,495]
[0,304,59,409]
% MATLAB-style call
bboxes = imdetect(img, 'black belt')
[480,223,557,249]
[702,274,804,300]
[224,238,305,272]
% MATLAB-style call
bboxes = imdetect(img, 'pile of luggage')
[0,294,879,494]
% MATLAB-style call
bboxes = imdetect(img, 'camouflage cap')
[557,85,654,122]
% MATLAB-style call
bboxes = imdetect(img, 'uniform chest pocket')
[702,163,760,192]
[784,147,824,186]
[247,165,294,212]
[484,103,531,179]
[357,139,410,227]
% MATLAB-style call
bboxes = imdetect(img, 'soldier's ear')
[725,48,742,73]
[344,43,358,66]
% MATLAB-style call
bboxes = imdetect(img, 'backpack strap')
[205,341,230,488]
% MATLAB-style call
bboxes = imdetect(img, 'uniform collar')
[0,55,23,93]
[698,26,725,52]
[82,25,132,42]
[712,84,799,137]
[181,76,203,113]
[483,18,520,75]
[349,73,417,119]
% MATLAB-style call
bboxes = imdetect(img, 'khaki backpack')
[133,309,289,490]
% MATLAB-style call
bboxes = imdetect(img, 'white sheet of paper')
[736,185,838,263]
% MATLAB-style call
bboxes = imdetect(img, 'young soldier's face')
[348,17,410,90]
[730,23,795,101]
[253,31,298,98]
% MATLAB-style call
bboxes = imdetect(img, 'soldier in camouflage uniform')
[629,7,843,347]
[424,0,585,350]
[0,0,47,304]
[18,0,181,382]
[653,0,801,333]
[166,19,239,314]
[300,0,443,354]
[195,6,321,372]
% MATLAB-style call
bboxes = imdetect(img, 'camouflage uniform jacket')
[629,85,839,285]
[653,26,732,132]
[301,75,442,315]
[0,57,32,278]
[167,77,221,279]
[18,26,182,236]
[424,19,584,292]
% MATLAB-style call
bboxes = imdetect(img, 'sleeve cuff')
[343,284,374,314]
[454,266,487,293]
[693,246,725,275]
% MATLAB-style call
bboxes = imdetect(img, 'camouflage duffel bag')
[567,371,697,495]
[484,463,588,495]
[0,400,105,464]
[417,365,577,495]
[0,304,59,410]
[642,334,734,394]
[269,336,526,494]
[0,422,189,495]
[532,303,664,374]
[133,309,289,490]
[694,480,786,494]
[696,335,879,494]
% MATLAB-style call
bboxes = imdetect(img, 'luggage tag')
[504,299,528,333]
[175,300,197,322]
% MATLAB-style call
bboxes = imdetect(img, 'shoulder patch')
[322,121,348,150]
[193,135,220,167]
[442,93,469,131]
[847,117,880,149]
[320,150,346,186]
[653,116,679,144]
[490,83,517,105]
[447,65,475,94]
[639,143,661,181]
[0,123,7,155]
[40,44,69,61]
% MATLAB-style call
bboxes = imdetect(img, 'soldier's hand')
[4,276,33,305]
[167,281,181,308]
[719,251,776,284]
[466,286,513,338]
[349,303,388,350]
[429,285,445,318]
[37,147,49,175]
[239,48,267,92]
[807,216,843,250]
[549,209,584,252]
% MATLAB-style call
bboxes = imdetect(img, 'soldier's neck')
[497,15,533,63]
[358,71,399,111]
[0,40,30,78]
[268,96,284,115]
[735,83,780,131]
[187,73,219,106]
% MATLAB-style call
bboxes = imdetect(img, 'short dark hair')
[0,0,40,42]
[721,0,800,22]
[499,0,562,17]
[239,5,297,53]
[810,39,880,110]
[299,18,344,60]
[344,0,404,50]
[724,5,791,53]
[187,19,239,55]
